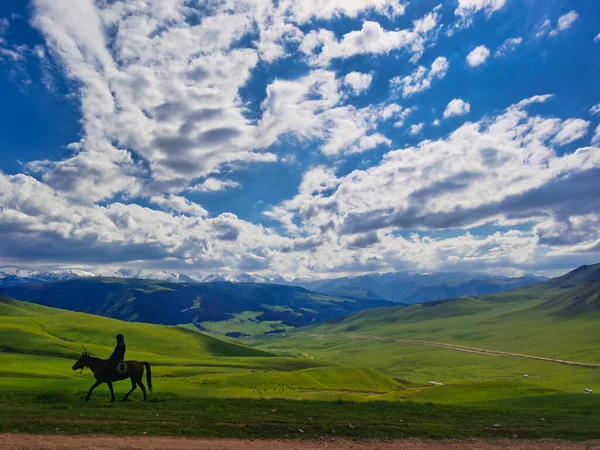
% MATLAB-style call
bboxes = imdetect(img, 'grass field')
[0,297,404,402]
[253,266,600,405]
[1,268,600,440]
[1,390,599,440]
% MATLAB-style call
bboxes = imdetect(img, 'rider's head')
[116,333,124,343]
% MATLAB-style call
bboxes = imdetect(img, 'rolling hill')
[0,296,404,404]
[0,278,392,337]
[255,264,600,402]
[284,263,600,361]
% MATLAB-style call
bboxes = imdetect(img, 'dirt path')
[313,334,600,368]
[1,435,599,450]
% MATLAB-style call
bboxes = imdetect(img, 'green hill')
[0,278,392,337]
[285,264,600,362]
[256,264,600,403]
[0,297,401,401]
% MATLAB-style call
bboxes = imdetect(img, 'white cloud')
[537,11,579,38]
[551,118,589,146]
[452,0,507,31]
[188,179,240,193]
[5,0,600,277]
[443,99,471,119]
[301,9,440,66]
[271,95,600,263]
[344,71,373,95]
[589,104,600,115]
[409,123,424,135]
[550,11,579,36]
[149,195,209,217]
[379,104,415,128]
[27,0,420,203]
[495,37,522,57]
[432,119,441,126]
[391,56,449,98]
[535,19,552,38]
[466,45,490,67]
[289,0,407,22]
[455,0,507,19]
[595,33,600,42]
[591,124,600,146]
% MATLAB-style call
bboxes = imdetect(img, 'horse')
[72,352,152,402]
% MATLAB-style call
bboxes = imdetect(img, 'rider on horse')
[106,333,126,374]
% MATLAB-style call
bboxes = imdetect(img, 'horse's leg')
[122,378,137,401]
[107,381,116,402]
[85,380,102,402]
[137,380,147,401]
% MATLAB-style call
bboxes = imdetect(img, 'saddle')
[117,361,128,373]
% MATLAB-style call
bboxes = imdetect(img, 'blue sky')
[0,0,599,278]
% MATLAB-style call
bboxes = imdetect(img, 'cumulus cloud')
[27,0,420,203]
[391,56,449,98]
[495,37,522,57]
[466,45,491,67]
[344,72,373,95]
[301,9,440,65]
[0,172,296,272]
[409,123,424,135]
[443,99,471,119]
[257,69,394,156]
[270,95,600,271]
[595,33,600,42]
[188,179,240,193]
[3,0,600,277]
[590,104,600,115]
[433,119,441,126]
[149,195,209,217]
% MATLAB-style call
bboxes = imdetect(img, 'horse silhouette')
[72,352,152,402]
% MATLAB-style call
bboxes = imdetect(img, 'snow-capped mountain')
[0,266,547,304]
[0,267,276,287]
[0,267,101,287]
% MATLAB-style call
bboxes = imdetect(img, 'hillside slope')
[269,264,600,363]
[0,297,403,401]
[0,279,392,337]
[0,297,268,360]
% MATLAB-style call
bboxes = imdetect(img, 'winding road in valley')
[309,334,600,368]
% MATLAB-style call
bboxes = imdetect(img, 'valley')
[0,264,598,439]
[0,279,392,338]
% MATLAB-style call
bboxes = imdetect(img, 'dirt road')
[1,435,599,450]
[312,334,600,368]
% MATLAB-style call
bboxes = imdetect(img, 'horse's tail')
[142,362,152,392]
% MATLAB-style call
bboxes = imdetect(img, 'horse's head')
[72,351,91,371]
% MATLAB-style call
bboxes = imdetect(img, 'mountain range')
[0,278,392,337]
[0,266,546,305]
[268,263,600,365]
[290,271,546,304]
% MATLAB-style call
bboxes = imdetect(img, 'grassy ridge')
[269,266,600,362]
[254,265,600,404]
[0,297,402,401]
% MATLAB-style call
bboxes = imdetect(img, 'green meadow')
[1,279,599,439]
